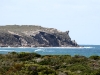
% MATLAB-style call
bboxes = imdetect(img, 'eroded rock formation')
[0,25,79,47]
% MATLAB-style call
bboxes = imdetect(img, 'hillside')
[0,25,79,47]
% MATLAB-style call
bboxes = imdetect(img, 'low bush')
[0,52,100,75]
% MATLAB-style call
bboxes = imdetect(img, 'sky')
[0,0,100,45]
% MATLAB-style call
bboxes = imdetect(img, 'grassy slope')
[0,25,58,34]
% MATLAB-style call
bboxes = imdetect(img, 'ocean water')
[0,45,100,57]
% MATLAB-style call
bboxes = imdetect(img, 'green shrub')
[17,52,41,61]
[89,55,100,60]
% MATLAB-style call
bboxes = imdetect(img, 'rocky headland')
[0,25,79,47]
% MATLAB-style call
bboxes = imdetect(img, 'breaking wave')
[37,47,95,49]
[34,49,44,52]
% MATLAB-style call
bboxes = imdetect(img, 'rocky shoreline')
[0,25,79,47]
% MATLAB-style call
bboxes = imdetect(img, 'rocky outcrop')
[0,25,79,47]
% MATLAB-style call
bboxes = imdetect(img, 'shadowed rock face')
[34,31,59,46]
[0,25,79,47]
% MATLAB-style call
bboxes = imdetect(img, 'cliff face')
[0,25,79,47]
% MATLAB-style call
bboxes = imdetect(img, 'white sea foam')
[0,46,95,49]
[37,46,95,49]
[0,47,30,48]
[34,49,44,52]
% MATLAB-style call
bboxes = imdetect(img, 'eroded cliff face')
[0,25,79,47]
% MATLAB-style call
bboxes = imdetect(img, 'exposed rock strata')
[0,25,79,47]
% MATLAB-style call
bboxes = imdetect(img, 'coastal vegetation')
[0,52,100,75]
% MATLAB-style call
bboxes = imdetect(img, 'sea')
[0,45,100,57]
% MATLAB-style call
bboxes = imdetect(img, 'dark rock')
[0,25,79,47]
